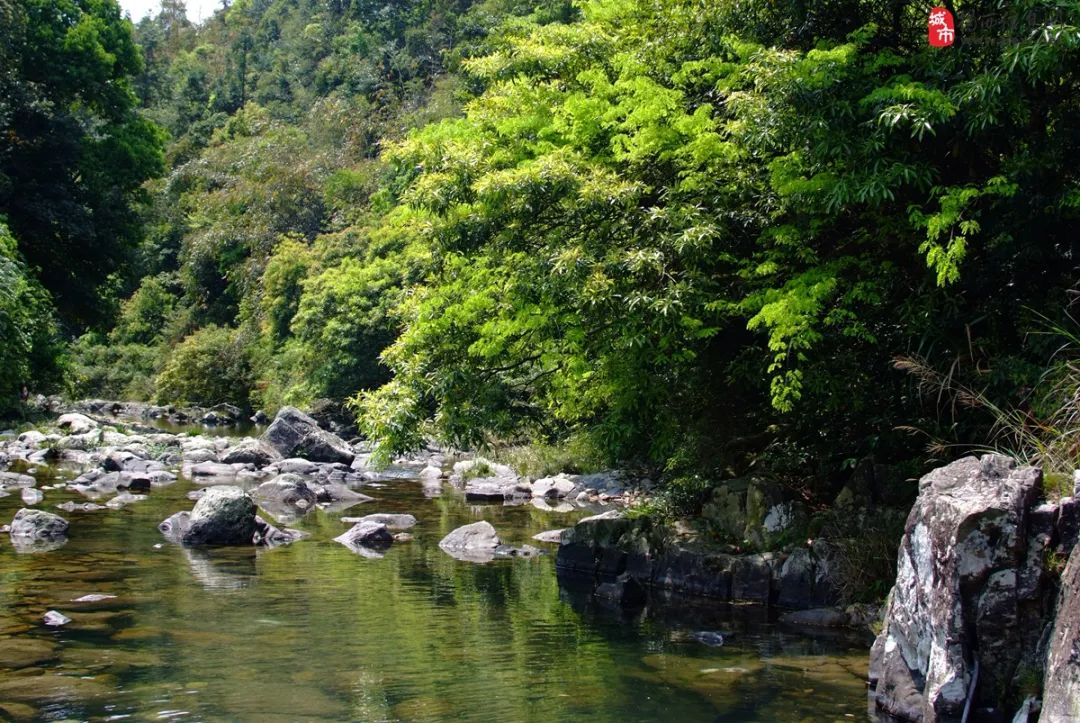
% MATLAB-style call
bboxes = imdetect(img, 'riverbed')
[0,434,870,721]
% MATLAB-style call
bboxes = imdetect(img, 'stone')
[334,521,394,552]
[1042,541,1080,720]
[869,455,1043,722]
[533,529,566,544]
[180,486,258,546]
[9,508,68,539]
[251,410,269,425]
[106,493,146,509]
[438,521,501,563]
[19,488,42,505]
[277,457,319,475]
[252,475,317,510]
[689,631,726,647]
[341,513,417,530]
[253,515,308,547]
[0,472,35,490]
[221,439,280,467]
[72,594,117,603]
[56,413,98,435]
[263,406,355,465]
[531,474,577,499]
[158,511,191,543]
[187,461,239,479]
[56,501,104,513]
[42,611,71,627]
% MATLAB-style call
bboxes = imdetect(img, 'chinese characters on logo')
[929,7,956,47]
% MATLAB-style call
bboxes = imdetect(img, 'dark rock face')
[1043,543,1080,720]
[179,486,258,546]
[263,406,355,465]
[868,455,1049,722]
[556,512,799,607]
[9,508,69,540]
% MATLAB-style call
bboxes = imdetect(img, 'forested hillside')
[4,0,1080,506]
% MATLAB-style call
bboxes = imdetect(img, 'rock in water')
[221,438,280,467]
[342,513,417,530]
[158,511,191,543]
[689,631,725,647]
[1043,542,1080,719]
[262,406,355,465]
[72,594,117,603]
[334,521,394,553]
[9,508,69,539]
[438,521,501,563]
[869,455,1044,722]
[252,474,318,522]
[42,610,71,626]
[180,486,258,546]
[20,488,43,505]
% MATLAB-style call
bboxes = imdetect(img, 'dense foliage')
[12,0,1080,503]
[0,0,165,409]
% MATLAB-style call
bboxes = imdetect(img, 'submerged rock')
[438,521,501,563]
[263,406,355,465]
[9,508,68,540]
[179,486,258,546]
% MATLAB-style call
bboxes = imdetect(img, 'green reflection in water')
[0,469,870,721]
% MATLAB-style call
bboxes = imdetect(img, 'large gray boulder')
[10,508,69,539]
[869,455,1044,722]
[262,406,355,465]
[438,521,501,563]
[1042,542,1080,720]
[179,486,258,546]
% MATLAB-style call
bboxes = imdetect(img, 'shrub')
[156,325,254,408]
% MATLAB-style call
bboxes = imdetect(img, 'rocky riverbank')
[1,400,642,560]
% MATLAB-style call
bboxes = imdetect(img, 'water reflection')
[0,464,871,721]
[182,547,257,591]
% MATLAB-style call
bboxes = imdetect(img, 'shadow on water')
[0,460,871,721]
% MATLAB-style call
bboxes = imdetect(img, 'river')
[0,427,870,721]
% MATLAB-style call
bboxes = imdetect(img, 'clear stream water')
[0,429,871,722]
